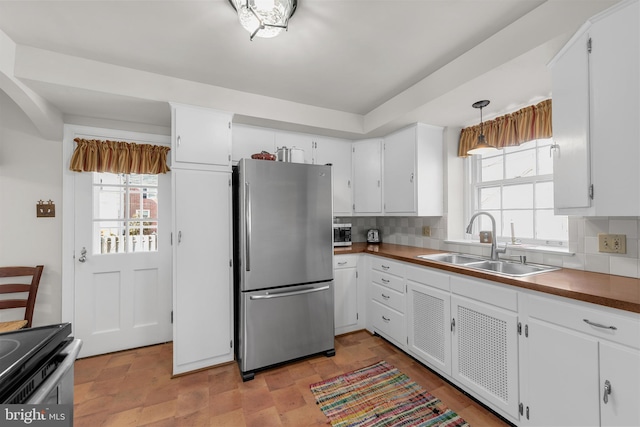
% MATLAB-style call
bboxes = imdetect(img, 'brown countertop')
[335,243,640,314]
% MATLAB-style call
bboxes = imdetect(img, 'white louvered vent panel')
[412,290,445,363]
[457,305,509,402]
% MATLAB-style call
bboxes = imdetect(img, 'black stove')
[0,323,72,403]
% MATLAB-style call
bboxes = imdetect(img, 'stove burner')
[0,338,20,360]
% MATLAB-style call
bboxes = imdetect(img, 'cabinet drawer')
[371,270,404,294]
[527,294,640,349]
[406,265,450,292]
[334,255,357,269]
[371,300,405,344]
[450,275,517,312]
[371,257,405,277]
[371,282,405,313]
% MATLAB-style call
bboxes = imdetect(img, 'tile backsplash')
[336,216,640,279]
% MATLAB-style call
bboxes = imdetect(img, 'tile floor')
[73,330,511,426]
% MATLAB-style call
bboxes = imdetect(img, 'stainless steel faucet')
[465,211,507,261]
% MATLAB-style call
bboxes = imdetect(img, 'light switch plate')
[598,233,626,254]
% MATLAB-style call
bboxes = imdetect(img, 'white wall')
[0,90,63,326]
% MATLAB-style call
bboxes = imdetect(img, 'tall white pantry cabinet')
[170,103,235,375]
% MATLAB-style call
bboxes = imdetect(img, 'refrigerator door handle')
[245,181,251,271]
[249,285,330,300]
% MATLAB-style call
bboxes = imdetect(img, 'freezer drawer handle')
[250,285,330,300]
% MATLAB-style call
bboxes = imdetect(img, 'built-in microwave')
[333,223,352,247]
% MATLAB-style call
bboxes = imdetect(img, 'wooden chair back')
[0,265,44,332]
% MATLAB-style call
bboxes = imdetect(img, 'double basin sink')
[417,253,559,277]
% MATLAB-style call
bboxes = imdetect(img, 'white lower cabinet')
[334,255,359,335]
[600,341,640,426]
[364,255,640,426]
[451,277,520,420]
[369,257,406,349]
[520,293,640,427]
[406,265,451,376]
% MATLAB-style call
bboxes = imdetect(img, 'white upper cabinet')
[352,138,383,215]
[274,130,314,163]
[550,0,639,215]
[232,124,276,164]
[170,103,232,171]
[314,137,353,216]
[383,124,443,216]
[550,30,591,211]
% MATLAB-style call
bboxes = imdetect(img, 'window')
[93,173,159,254]
[467,138,568,245]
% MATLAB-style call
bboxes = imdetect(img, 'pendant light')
[467,100,497,155]
[229,0,297,41]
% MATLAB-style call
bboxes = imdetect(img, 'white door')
[352,139,383,215]
[599,341,640,427]
[525,318,599,426]
[74,170,172,358]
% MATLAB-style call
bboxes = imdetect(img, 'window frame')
[464,139,568,247]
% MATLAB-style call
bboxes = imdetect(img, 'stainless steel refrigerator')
[233,159,335,381]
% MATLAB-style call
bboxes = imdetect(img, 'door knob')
[78,247,87,263]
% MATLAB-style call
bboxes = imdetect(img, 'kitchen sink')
[417,253,559,277]
[417,253,486,264]
[463,260,559,277]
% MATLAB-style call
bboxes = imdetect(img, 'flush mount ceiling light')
[229,0,297,41]
[467,99,497,155]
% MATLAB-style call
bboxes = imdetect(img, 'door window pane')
[92,173,159,254]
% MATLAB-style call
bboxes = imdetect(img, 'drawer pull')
[337,261,347,266]
[381,265,390,270]
[381,278,390,283]
[603,380,612,404]
[381,293,390,300]
[583,319,617,330]
[382,315,390,323]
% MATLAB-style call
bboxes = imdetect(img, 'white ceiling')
[0,0,620,139]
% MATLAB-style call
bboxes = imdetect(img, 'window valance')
[69,138,171,174]
[458,99,552,157]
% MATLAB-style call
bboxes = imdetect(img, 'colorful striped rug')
[310,361,469,427]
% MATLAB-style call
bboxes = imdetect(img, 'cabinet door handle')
[583,319,617,330]
[381,265,390,270]
[381,293,390,300]
[410,173,414,183]
[337,261,347,266]
[451,317,456,332]
[382,316,390,322]
[177,135,182,147]
[603,380,612,404]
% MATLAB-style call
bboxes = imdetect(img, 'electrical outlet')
[598,233,627,254]
[422,226,431,237]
